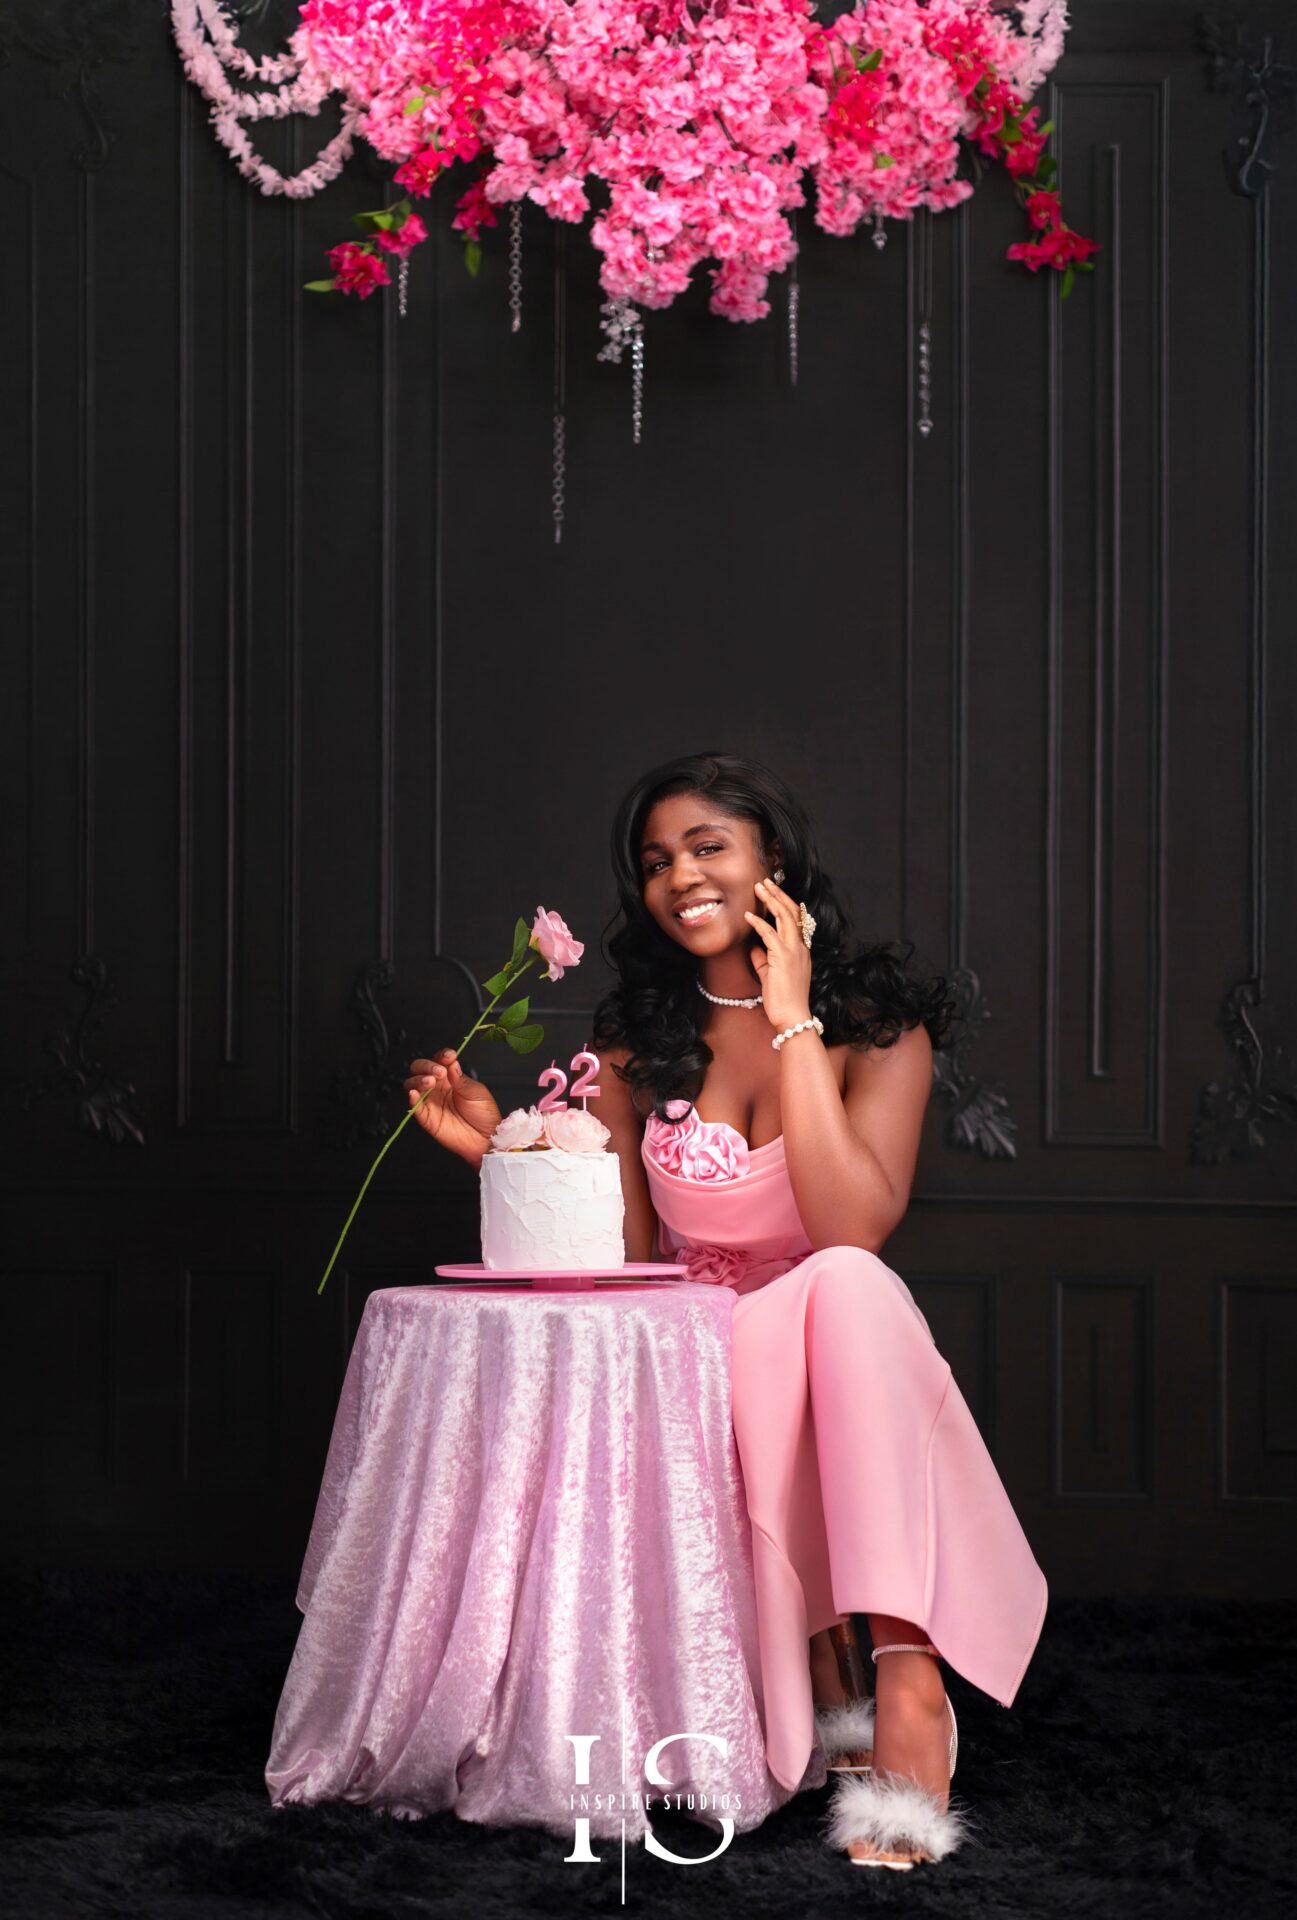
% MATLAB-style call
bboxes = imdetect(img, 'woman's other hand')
[403,1049,501,1166]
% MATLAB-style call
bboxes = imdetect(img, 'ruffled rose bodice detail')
[642,1098,751,1183]
[640,1100,809,1294]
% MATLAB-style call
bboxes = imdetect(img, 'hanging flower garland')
[173,0,1096,315]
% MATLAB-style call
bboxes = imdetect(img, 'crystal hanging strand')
[595,295,643,441]
[552,224,567,544]
[398,253,409,319]
[916,207,934,438]
[631,318,645,445]
[872,209,887,251]
[787,212,800,388]
[509,202,523,333]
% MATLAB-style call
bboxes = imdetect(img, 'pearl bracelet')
[772,1015,824,1052]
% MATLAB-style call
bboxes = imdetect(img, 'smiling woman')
[589,751,1050,1870]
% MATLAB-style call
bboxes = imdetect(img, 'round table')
[264,1281,825,1841]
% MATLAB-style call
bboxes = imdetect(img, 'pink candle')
[536,1059,568,1113]
[568,1048,601,1112]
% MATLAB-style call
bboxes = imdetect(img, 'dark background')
[2,0,1295,1597]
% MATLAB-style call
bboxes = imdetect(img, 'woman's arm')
[597,1046,661,1263]
[779,1022,933,1254]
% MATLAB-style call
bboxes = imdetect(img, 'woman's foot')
[847,1650,952,1868]
[810,1620,875,1771]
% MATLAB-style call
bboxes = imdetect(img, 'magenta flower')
[326,239,391,297]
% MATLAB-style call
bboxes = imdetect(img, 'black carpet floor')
[1,1568,1294,1920]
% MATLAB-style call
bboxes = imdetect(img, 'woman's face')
[638,792,778,954]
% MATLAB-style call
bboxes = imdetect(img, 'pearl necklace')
[697,976,763,1010]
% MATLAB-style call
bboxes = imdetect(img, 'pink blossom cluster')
[293,0,523,174]
[466,0,829,322]
[177,1,1082,317]
[809,0,1029,233]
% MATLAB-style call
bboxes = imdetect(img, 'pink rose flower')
[680,1243,749,1287]
[530,905,584,982]
[542,1106,611,1152]
[489,1105,545,1151]
[643,1099,699,1173]
[677,1124,750,1182]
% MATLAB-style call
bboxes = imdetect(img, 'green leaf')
[875,153,896,169]
[464,239,482,278]
[860,46,883,70]
[303,280,337,293]
[505,1024,545,1054]
[1060,264,1076,299]
[511,917,532,964]
[1038,119,1055,137]
[1036,154,1057,180]
[482,1023,511,1043]
[403,94,426,115]
[1076,259,1096,272]
[497,996,531,1030]
[481,969,512,996]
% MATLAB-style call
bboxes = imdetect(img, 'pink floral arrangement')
[173,1,1095,322]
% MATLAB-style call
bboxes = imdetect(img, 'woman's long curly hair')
[591,751,957,1122]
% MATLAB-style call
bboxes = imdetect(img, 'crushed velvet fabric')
[265,1283,825,1838]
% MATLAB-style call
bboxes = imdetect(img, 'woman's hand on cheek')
[743,879,814,1034]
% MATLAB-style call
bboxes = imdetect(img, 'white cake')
[480,1103,625,1271]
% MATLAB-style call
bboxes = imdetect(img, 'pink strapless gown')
[641,1103,1049,1795]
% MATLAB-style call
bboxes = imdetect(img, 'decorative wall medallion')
[931,966,1018,1160]
[1190,979,1297,1164]
[326,959,410,1149]
[1200,8,1297,197]
[16,953,146,1144]
[0,1,152,171]
[1194,11,1295,1164]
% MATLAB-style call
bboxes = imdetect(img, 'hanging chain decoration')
[398,253,409,317]
[597,296,646,443]
[872,209,887,250]
[916,206,934,438]
[509,202,523,331]
[787,211,800,387]
[631,322,645,443]
[552,223,567,544]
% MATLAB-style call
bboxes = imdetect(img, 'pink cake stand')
[433,1262,689,1292]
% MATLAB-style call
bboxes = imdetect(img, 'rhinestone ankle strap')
[870,1641,940,1662]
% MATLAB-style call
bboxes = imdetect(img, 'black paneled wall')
[1,3,1295,1587]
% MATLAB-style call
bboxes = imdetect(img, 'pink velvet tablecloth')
[265,1283,826,1840]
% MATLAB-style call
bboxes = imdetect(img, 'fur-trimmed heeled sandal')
[823,1641,969,1871]
[814,1695,877,1773]
[813,1617,876,1773]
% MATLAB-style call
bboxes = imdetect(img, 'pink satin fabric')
[265,1283,823,1837]
[641,1103,1050,1794]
